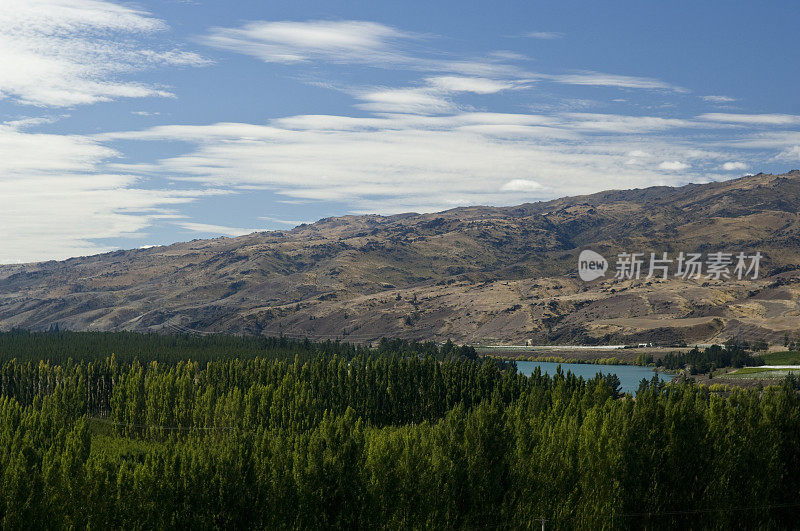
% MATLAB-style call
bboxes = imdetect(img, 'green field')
[726,366,800,378]
[758,350,800,365]
[730,367,777,375]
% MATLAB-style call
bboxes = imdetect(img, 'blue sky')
[1,0,799,262]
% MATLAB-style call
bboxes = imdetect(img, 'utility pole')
[536,517,547,531]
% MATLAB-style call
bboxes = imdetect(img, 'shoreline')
[476,345,689,366]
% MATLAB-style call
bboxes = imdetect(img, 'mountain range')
[2,170,800,345]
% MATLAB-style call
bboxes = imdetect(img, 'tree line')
[0,330,476,365]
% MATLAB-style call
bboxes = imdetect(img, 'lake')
[515,361,673,395]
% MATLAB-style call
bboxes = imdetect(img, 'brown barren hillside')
[2,171,800,344]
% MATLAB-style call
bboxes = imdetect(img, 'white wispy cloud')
[563,113,694,133]
[501,179,543,192]
[351,76,521,114]
[177,222,268,236]
[260,216,314,226]
[2,115,64,129]
[721,161,747,171]
[488,50,531,61]
[547,72,689,93]
[202,20,414,65]
[0,0,208,107]
[715,131,800,150]
[658,160,689,170]
[525,31,563,39]
[776,146,800,161]
[355,88,455,114]
[202,20,533,81]
[699,113,800,125]
[427,76,518,94]
[702,95,736,103]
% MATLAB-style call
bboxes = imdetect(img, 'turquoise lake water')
[515,361,673,395]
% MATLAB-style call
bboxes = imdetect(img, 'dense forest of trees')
[658,343,764,373]
[1,331,799,528]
